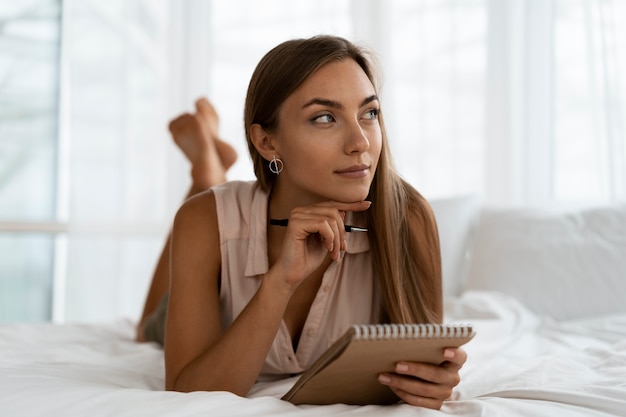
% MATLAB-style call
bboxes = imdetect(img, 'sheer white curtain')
[552,0,626,203]
[2,0,625,323]
[485,0,626,206]
[204,0,626,206]
[58,0,179,322]
[203,0,488,202]
[1,0,62,322]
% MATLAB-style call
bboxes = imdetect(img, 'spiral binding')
[352,324,473,340]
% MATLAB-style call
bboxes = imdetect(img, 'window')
[0,0,61,322]
[2,0,624,322]
[1,0,179,322]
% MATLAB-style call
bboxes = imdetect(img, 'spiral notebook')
[282,323,475,405]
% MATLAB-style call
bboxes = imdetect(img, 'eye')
[312,113,335,124]
[363,108,379,120]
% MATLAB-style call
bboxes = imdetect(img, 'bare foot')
[169,113,226,189]
[195,98,238,170]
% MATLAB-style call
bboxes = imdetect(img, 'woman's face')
[272,59,382,204]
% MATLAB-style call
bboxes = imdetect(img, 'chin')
[329,187,371,204]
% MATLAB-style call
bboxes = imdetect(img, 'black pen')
[269,218,368,233]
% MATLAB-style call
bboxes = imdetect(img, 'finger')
[337,210,347,252]
[290,206,346,223]
[299,213,341,260]
[311,221,336,254]
[320,211,346,261]
[378,374,449,409]
[394,362,461,387]
[290,204,359,221]
[289,209,346,257]
[331,209,347,260]
[315,200,372,212]
[328,218,342,261]
[386,385,445,410]
[441,347,467,370]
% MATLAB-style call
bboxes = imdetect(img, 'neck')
[267,179,325,220]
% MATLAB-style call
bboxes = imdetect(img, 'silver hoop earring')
[269,155,284,175]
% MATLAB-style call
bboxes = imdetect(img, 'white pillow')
[429,195,481,297]
[465,204,626,320]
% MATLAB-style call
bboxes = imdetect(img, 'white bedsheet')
[1,291,625,417]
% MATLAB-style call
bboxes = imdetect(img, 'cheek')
[283,131,336,162]
[371,132,383,163]
[281,141,330,177]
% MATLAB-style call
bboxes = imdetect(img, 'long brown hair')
[244,35,442,324]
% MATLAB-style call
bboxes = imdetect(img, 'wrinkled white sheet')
[1,291,625,417]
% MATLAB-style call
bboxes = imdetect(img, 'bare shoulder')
[170,189,221,279]
[173,191,219,239]
[176,189,217,224]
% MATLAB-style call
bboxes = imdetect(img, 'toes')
[195,98,218,122]
[214,140,238,169]
[168,113,195,133]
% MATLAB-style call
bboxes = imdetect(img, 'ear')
[249,124,280,161]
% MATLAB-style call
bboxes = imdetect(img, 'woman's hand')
[270,200,371,291]
[377,347,467,409]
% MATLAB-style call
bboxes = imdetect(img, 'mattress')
[1,291,625,416]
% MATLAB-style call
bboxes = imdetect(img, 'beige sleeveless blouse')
[212,181,380,379]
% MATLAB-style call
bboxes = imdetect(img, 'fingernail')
[444,349,455,359]
[396,363,409,372]
[378,374,391,384]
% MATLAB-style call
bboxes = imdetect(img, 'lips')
[335,164,370,178]
[335,164,369,174]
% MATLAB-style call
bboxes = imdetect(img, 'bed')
[2,198,626,416]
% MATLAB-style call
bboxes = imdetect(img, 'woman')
[138,35,466,409]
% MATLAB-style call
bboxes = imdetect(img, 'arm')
[136,184,215,342]
[164,192,371,395]
[164,190,292,395]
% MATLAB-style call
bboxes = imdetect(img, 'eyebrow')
[302,95,379,110]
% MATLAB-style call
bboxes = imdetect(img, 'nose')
[344,118,370,154]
